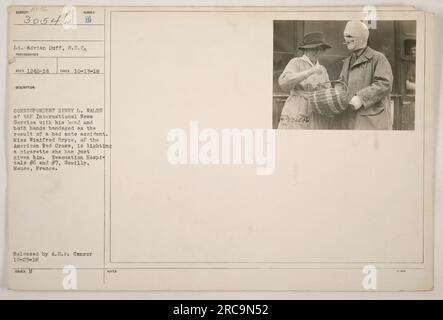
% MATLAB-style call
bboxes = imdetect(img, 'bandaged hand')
[349,95,363,110]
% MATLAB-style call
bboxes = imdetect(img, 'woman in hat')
[278,32,332,129]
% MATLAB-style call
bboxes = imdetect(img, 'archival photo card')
[6,6,436,291]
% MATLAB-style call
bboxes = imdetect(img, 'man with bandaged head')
[334,20,394,130]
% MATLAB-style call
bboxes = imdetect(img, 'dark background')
[273,20,416,130]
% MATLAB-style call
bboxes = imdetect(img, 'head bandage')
[344,20,369,42]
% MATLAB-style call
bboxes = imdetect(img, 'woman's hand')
[308,65,323,76]
[279,61,323,91]
[314,82,330,90]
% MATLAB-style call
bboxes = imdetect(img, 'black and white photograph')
[273,20,416,130]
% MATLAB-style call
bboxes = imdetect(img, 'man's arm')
[356,54,393,109]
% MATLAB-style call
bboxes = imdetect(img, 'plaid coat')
[333,46,394,130]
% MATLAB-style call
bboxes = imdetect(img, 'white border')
[1,0,442,299]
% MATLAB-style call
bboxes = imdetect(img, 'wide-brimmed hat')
[298,32,331,50]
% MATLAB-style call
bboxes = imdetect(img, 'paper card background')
[109,11,423,264]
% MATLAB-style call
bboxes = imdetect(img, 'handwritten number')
[23,15,66,25]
